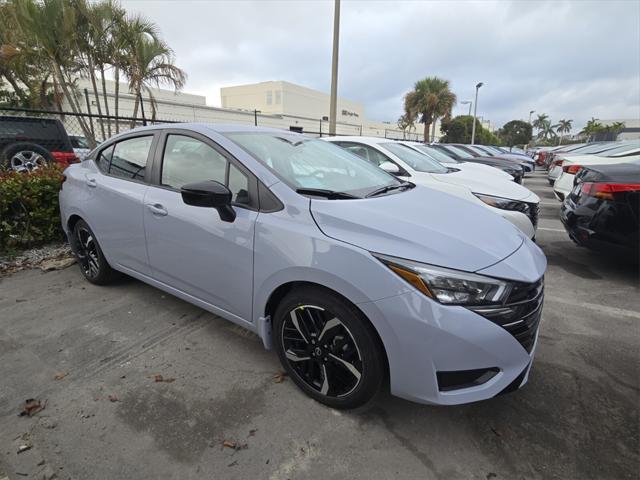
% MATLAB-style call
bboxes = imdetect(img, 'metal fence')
[0,106,422,149]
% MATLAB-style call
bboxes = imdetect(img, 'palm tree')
[76,0,126,138]
[404,77,456,142]
[123,33,186,126]
[537,122,557,142]
[580,117,602,140]
[532,113,549,132]
[12,0,94,143]
[110,12,159,133]
[554,119,572,145]
[397,113,414,140]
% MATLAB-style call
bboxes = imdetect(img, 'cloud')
[120,0,639,130]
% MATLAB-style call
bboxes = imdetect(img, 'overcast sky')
[121,0,639,131]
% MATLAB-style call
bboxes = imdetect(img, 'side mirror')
[181,180,236,222]
[379,161,400,174]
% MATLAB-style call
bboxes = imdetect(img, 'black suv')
[0,116,78,172]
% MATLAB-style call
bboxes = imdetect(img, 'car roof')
[103,122,299,143]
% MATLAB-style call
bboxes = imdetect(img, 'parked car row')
[540,140,640,257]
[59,123,546,409]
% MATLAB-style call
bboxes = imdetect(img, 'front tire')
[71,219,119,285]
[273,286,385,409]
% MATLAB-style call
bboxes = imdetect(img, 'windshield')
[444,145,475,159]
[381,143,448,173]
[412,144,460,164]
[226,132,400,197]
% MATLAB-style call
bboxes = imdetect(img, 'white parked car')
[553,147,640,201]
[324,136,540,238]
[400,142,514,181]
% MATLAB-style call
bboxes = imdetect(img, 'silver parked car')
[59,124,547,409]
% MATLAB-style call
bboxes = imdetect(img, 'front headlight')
[473,193,529,214]
[374,253,511,305]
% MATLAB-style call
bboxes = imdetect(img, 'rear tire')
[71,219,119,285]
[273,286,385,409]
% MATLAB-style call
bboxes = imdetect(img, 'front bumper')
[358,289,539,405]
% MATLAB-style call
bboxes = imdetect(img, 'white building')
[64,78,424,142]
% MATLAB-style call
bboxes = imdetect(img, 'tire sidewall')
[273,286,384,409]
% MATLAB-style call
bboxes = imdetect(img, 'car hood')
[310,185,527,273]
[457,162,512,179]
[430,169,538,201]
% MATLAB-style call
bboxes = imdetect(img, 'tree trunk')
[130,84,140,129]
[3,72,30,105]
[50,61,95,147]
[431,119,437,142]
[99,65,112,137]
[114,67,120,134]
[87,58,106,140]
[423,121,431,143]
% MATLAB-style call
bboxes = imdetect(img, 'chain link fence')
[1,106,423,170]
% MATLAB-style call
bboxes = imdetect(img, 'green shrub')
[0,166,65,253]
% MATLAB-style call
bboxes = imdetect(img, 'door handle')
[146,203,168,216]
[86,177,97,188]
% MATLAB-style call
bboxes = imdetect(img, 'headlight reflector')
[374,253,511,305]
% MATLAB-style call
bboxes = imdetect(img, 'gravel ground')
[0,171,638,480]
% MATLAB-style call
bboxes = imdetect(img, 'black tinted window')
[110,136,153,181]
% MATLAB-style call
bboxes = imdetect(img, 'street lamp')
[460,100,472,116]
[470,82,483,145]
[529,110,535,124]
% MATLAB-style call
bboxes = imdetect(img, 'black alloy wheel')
[283,305,363,397]
[71,219,119,285]
[274,287,384,409]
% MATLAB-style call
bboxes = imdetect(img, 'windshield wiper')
[295,188,360,199]
[365,182,414,198]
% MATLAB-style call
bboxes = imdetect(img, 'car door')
[84,133,158,277]
[143,130,258,322]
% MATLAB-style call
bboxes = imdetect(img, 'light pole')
[470,82,483,145]
[329,0,340,135]
[460,100,472,116]
[529,110,535,124]
[254,109,261,126]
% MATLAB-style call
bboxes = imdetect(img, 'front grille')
[469,277,544,353]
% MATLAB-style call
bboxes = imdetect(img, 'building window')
[275,91,281,105]
[266,91,272,105]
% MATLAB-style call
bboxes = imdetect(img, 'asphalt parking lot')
[0,170,638,480]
